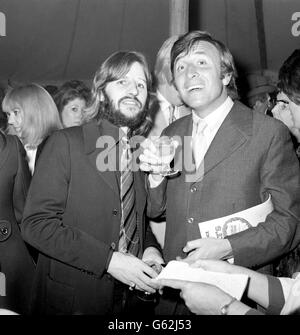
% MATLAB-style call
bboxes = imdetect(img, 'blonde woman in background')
[2,84,62,174]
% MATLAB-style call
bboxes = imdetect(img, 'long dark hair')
[83,51,154,137]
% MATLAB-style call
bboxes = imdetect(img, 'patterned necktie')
[118,136,140,256]
[192,119,208,169]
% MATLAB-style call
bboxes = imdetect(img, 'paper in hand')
[155,260,249,300]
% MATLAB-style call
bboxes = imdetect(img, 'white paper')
[156,260,249,300]
[198,195,273,239]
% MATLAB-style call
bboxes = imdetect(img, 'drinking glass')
[153,136,179,177]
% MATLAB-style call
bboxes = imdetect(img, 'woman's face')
[61,97,86,128]
[5,106,24,139]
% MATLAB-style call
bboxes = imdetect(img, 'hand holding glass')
[152,136,179,176]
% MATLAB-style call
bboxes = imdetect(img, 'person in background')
[0,130,34,315]
[158,259,300,315]
[271,49,300,161]
[2,84,62,174]
[140,30,300,315]
[148,35,191,137]
[270,50,300,279]
[54,80,91,128]
[21,51,163,315]
[0,86,6,131]
[246,73,276,114]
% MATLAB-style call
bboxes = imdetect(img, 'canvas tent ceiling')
[0,0,299,87]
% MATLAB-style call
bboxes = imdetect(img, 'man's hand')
[157,279,235,315]
[107,252,160,293]
[191,259,240,274]
[142,247,165,274]
[180,238,233,264]
[139,137,177,182]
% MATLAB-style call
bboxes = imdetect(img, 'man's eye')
[198,60,207,65]
[13,110,19,115]
[176,64,185,72]
[118,79,127,85]
[137,82,145,89]
[72,107,78,112]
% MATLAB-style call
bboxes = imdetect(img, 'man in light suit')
[21,51,163,315]
[148,36,191,248]
[140,31,300,314]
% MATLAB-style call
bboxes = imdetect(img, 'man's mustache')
[118,96,142,109]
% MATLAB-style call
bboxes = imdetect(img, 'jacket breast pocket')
[46,274,75,314]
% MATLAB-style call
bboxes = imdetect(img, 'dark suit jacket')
[148,101,300,313]
[21,120,159,315]
[0,134,34,314]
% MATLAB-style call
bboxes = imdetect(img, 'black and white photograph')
[0,0,299,330]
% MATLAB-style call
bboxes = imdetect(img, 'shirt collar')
[192,97,234,132]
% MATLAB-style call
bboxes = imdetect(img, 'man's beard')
[100,92,148,131]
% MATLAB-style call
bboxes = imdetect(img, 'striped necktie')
[118,136,140,256]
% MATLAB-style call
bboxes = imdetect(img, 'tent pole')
[254,0,268,72]
[169,0,189,36]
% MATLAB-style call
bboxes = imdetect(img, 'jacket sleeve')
[21,131,112,278]
[146,177,168,220]
[227,122,300,268]
[12,136,31,225]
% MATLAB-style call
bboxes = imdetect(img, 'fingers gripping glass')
[153,137,179,177]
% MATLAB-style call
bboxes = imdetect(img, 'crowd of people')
[0,30,299,316]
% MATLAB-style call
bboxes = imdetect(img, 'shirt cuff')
[148,174,165,188]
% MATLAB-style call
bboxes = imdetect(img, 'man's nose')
[187,64,199,78]
[127,81,138,96]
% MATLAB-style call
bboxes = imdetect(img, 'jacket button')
[0,220,12,242]
[112,209,118,216]
[191,187,197,193]
[187,218,194,224]
[111,242,116,250]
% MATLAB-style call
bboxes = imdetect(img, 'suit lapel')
[83,119,121,196]
[191,102,253,184]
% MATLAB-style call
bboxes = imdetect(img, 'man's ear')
[222,73,232,86]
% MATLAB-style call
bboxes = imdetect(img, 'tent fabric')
[0,0,299,86]
[0,0,169,85]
